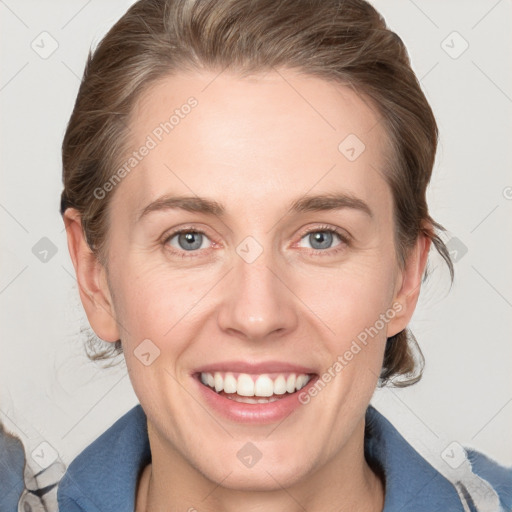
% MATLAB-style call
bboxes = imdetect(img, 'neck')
[136,418,385,512]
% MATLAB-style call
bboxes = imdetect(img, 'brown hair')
[60,0,454,386]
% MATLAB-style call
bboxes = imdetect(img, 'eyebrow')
[136,192,373,222]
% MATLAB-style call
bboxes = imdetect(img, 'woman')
[56,0,512,510]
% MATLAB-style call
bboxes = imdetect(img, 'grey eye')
[169,231,208,251]
[298,230,342,251]
[309,231,333,250]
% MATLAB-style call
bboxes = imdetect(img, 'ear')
[63,208,120,343]
[386,230,432,337]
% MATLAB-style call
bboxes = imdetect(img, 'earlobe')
[386,232,432,338]
[63,209,120,343]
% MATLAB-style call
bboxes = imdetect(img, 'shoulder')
[57,404,151,512]
[365,405,512,511]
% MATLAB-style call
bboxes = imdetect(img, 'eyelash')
[161,224,350,258]
[296,224,350,257]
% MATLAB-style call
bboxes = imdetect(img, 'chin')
[193,447,313,491]
[211,466,307,492]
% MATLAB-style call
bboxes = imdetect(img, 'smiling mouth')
[198,371,314,404]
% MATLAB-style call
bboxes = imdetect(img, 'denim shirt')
[57,404,512,512]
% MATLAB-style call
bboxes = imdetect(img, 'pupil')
[179,232,202,251]
[310,231,332,250]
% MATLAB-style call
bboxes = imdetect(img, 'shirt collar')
[58,404,463,511]
[364,406,463,511]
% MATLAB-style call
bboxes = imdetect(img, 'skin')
[65,69,430,512]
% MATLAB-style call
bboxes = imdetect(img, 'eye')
[165,229,212,253]
[297,227,348,253]
[161,226,348,258]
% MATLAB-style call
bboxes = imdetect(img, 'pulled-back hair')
[60,0,454,386]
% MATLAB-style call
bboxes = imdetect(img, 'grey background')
[1,0,511,478]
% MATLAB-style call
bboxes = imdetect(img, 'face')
[68,69,427,490]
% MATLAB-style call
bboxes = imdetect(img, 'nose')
[216,249,299,343]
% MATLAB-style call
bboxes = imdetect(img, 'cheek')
[292,259,397,399]
[108,259,200,345]
[110,262,200,411]
[294,259,397,339]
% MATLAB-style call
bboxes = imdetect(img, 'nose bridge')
[217,239,298,340]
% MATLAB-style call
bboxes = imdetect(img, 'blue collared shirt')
[57,404,512,511]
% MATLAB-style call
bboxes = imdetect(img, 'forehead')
[113,69,392,221]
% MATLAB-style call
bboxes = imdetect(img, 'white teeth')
[226,395,281,404]
[254,375,274,397]
[214,372,223,392]
[286,374,296,393]
[223,373,237,394]
[295,374,308,391]
[227,395,259,404]
[200,371,312,397]
[237,374,255,396]
[273,375,287,395]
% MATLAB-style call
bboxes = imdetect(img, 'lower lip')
[193,374,318,424]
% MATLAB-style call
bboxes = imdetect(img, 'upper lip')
[193,360,317,375]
